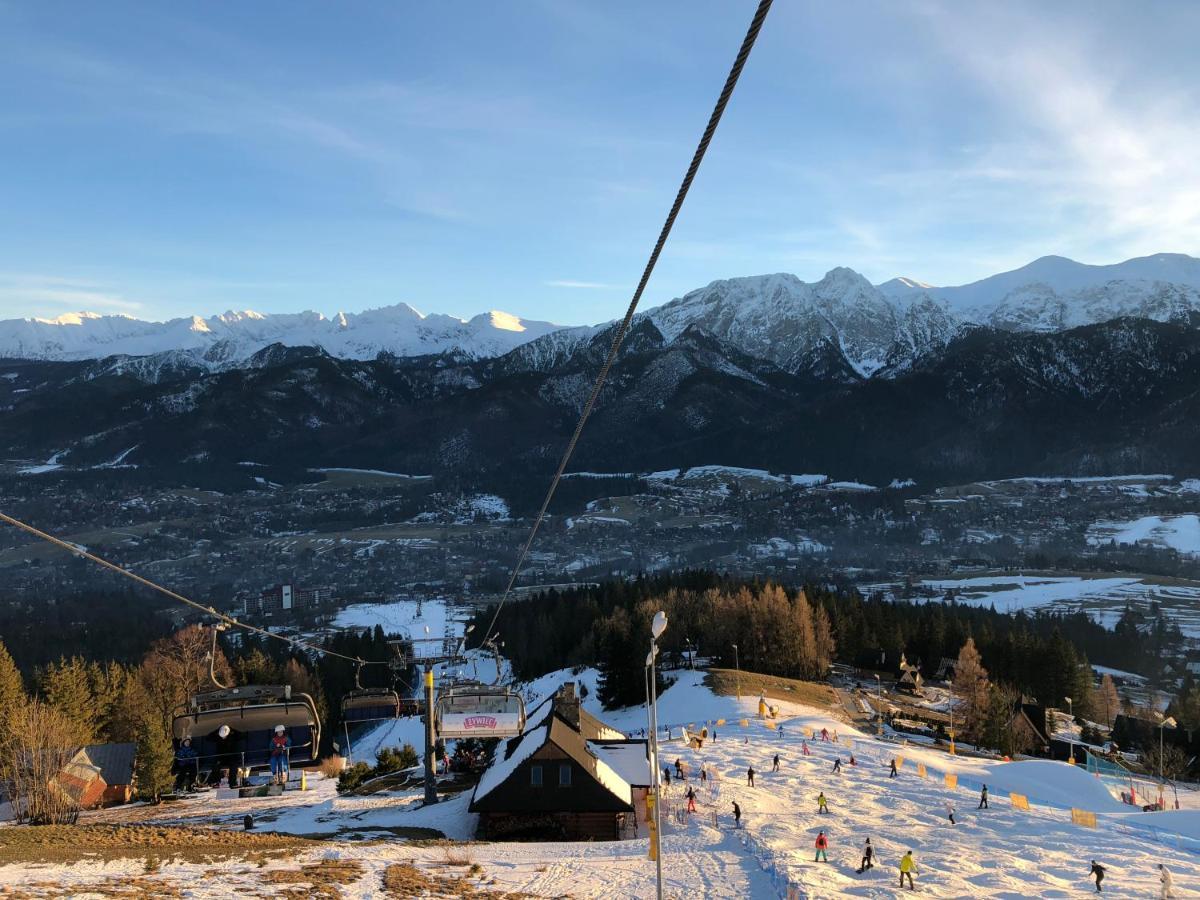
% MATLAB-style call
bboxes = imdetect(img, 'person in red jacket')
[814,831,829,862]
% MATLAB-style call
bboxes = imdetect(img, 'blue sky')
[1,1,1197,325]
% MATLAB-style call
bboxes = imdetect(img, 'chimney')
[555,682,580,730]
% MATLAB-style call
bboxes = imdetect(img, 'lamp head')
[651,611,668,639]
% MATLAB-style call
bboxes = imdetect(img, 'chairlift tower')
[389,637,466,805]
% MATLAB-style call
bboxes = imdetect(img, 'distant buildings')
[242,583,334,618]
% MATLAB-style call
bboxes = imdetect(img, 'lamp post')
[647,611,668,900]
[1157,714,1177,786]
[731,643,741,700]
[874,674,883,737]
[1064,696,1074,764]
[947,678,955,755]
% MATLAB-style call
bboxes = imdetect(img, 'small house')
[469,684,648,841]
[55,743,137,808]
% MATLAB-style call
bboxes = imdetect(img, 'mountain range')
[3,254,1199,381]
[3,252,1200,492]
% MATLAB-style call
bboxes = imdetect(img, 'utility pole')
[732,643,741,700]
[423,662,438,805]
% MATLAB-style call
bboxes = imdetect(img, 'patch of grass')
[704,669,839,712]
[7,877,184,898]
[262,857,365,899]
[0,824,313,867]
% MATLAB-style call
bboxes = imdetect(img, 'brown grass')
[0,823,312,867]
[318,755,347,778]
[704,669,839,712]
[4,877,185,899]
[381,862,542,899]
[262,857,365,898]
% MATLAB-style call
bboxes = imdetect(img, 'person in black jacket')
[1089,860,1106,893]
[978,784,989,809]
[210,724,242,788]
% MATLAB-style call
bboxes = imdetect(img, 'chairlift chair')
[172,683,322,770]
[340,663,402,724]
[434,681,526,739]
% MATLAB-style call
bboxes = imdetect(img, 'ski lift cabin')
[172,685,320,770]
[340,687,402,724]
[435,682,526,739]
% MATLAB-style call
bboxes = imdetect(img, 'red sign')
[464,715,498,729]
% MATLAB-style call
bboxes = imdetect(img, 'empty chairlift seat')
[435,684,526,739]
[340,688,402,724]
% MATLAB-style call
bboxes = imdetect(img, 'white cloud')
[0,274,142,316]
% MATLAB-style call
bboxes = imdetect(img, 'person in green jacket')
[899,851,917,890]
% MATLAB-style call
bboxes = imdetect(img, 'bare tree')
[1097,674,1121,729]
[4,699,84,825]
[953,638,990,741]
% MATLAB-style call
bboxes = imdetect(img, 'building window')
[530,764,543,787]
[559,763,572,787]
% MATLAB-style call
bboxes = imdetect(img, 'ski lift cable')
[0,509,391,666]
[479,0,775,647]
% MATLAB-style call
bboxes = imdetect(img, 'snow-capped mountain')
[881,253,1200,331]
[0,305,560,367]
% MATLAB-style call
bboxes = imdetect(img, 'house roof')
[589,740,651,787]
[75,743,137,785]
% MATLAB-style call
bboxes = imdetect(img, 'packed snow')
[1088,515,1200,557]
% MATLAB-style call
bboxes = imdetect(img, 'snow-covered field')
[8,669,1199,898]
[1088,514,1200,557]
[887,573,1200,641]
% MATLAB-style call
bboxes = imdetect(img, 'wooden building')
[469,683,649,841]
[55,743,137,808]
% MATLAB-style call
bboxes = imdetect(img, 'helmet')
[274,725,285,734]
[218,725,231,739]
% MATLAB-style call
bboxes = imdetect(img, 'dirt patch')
[704,669,839,712]
[381,861,542,898]
[0,824,312,867]
[1,877,185,898]
[261,857,365,898]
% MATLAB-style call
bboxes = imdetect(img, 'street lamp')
[1157,714,1178,791]
[731,643,741,700]
[947,678,955,755]
[874,674,883,737]
[645,611,668,900]
[1064,697,1074,764]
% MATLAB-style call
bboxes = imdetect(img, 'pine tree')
[953,638,990,741]
[0,639,25,737]
[40,656,97,743]
[1097,674,1121,728]
[133,706,175,803]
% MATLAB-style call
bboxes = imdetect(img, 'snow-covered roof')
[589,741,651,787]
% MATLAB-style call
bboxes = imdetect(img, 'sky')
[0,0,1197,326]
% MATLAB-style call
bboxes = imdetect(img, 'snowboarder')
[1089,860,1106,893]
[889,758,898,778]
[814,831,828,862]
[269,725,291,785]
[712,730,718,742]
[663,766,671,787]
[802,740,811,756]
[778,725,785,739]
[686,785,697,813]
[833,757,842,774]
[817,791,829,814]
[772,754,780,773]
[857,837,874,873]
[732,801,742,829]
[1159,863,1175,898]
[978,784,989,809]
[849,753,857,766]
[674,758,683,779]
[747,766,756,787]
[945,799,956,825]
[899,851,918,890]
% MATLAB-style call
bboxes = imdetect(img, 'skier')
[174,738,198,792]
[675,758,683,779]
[899,851,918,890]
[747,766,756,787]
[817,791,829,814]
[833,730,839,743]
[802,740,811,756]
[1159,863,1175,898]
[700,765,708,783]
[945,799,956,825]
[814,830,829,863]
[772,754,780,773]
[779,725,785,739]
[889,758,899,778]
[849,753,857,767]
[1089,860,1106,893]
[732,801,742,829]
[663,766,671,787]
[833,757,842,774]
[269,725,291,785]
[857,837,874,873]
[978,784,989,809]
[686,785,697,813]
[821,727,829,742]
[713,729,718,742]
